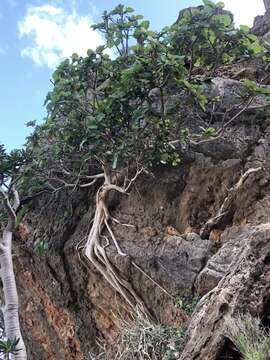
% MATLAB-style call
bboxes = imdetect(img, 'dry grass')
[226,313,270,360]
[90,309,186,360]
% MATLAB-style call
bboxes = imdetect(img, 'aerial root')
[76,168,174,323]
[77,174,155,322]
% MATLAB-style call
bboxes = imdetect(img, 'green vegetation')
[0,337,21,359]
[175,296,199,317]
[170,1,265,78]
[226,314,270,360]
[21,0,269,185]
[33,239,49,256]
[94,296,201,359]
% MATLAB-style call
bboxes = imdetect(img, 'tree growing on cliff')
[21,1,270,322]
[23,5,190,318]
[0,7,267,353]
[0,145,27,360]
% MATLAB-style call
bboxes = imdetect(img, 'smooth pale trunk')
[0,229,27,360]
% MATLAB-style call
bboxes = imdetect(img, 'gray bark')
[0,188,27,360]
[0,229,27,360]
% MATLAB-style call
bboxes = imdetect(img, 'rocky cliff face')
[8,6,270,359]
[252,0,270,39]
[12,74,270,359]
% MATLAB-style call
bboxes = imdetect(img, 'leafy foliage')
[1,4,270,358]
[0,145,31,188]
[169,0,266,77]
[3,2,270,194]
[92,4,146,57]
[0,337,21,358]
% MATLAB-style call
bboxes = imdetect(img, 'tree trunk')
[0,229,27,360]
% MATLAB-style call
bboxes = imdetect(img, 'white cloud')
[18,4,105,69]
[222,0,265,27]
[33,5,63,16]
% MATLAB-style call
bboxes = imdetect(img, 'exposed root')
[111,216,136,229]
[80,168,156,322]
[104,218,127,256]
[200,166,262,239]
[131,260,174,300]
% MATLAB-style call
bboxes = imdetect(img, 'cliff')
[13,76,270,359]
[4,3,270,360]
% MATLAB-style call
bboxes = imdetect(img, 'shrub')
[226,313,270,360]
[169,0,265,78]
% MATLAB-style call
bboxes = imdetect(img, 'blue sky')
[0,0,265,151]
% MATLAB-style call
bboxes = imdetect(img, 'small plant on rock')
[175,296,199,317]
[226,313,270,360]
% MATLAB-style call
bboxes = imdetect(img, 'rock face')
[180,82,270,358]
[13,78,270,359]
[181,224,270,360]
[195,227,246,296]
[16,170,215,359]
[252,0,270,39]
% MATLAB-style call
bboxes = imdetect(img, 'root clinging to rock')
[80,168,155,321]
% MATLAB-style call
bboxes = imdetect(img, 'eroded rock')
[181,224,270,360]
[253,0,270,39]
[195,227,248,296]
[12,79,270,359]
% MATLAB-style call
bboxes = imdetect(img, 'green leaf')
[172,157,181,166]
[204,127,216,137]
[71,53,79,61]
[240,25,250,33]
[125,6,134,13]
[216,1,225,7]
[34,240,48,256]
[86,117,98,130]
[247,33,258,42]
[244,79,256,89]
[203,0,216,8]
[87,49,94,57]
[26,120,37,127]
[219,14,232,27]
[140,20,150,30]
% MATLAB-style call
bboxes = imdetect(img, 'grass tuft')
[226,313,270,360]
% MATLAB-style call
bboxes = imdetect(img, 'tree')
[0,146,27,360]
[1,5,269,349]
[92,4,146,57]
[22,2,270,324]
